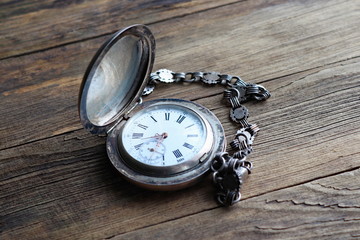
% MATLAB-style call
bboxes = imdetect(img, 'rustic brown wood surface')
[1,0,359,239]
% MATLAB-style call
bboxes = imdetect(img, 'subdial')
[138,141,166,165]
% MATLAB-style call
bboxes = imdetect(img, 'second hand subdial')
[138,132,168,165]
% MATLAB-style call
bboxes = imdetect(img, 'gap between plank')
[0,55,359,152]
[108,165,360,239]
[0,0,247,61]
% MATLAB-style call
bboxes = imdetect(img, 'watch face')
[120,103,211,174]
[107,99,225,190]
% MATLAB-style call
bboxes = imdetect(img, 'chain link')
[144,69,270,206]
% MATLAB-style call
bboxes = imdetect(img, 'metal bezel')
[106,99,226,191]
[117,101,214,176]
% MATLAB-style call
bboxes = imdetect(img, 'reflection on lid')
[86,35,142,126]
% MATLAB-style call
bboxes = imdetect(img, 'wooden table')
[1,0,359,239]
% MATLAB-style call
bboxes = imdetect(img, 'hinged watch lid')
[78,25,155,135]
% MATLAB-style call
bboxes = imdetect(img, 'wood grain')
[1,55,359,240]
[0,0,239,59]
[1,0,360,239]
[1,0,359,150]
[116,168,360,240]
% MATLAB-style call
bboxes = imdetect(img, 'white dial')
[121,104,208,168]
[108,99,224,190]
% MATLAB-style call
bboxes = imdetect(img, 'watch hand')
[155,132,168,147]
[141,133,161,140]
[148,148,164,155]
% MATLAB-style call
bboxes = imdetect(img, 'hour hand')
[141,133,161,140]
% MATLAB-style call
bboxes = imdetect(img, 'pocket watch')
[78,25,270,206]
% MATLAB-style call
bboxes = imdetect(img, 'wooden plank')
[0,130,216,239]
[1,0,359,150]
[1,58,359,239]
[116,168,360,240]
[1,0,360,239]
[0,0,239,59]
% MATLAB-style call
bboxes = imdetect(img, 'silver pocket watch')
[79,25,270,206]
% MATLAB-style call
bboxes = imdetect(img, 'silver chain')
[144,69,270,206]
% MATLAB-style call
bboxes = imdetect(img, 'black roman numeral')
[132,133,143,139]
[137,124,148,130]
[183,142,194,149]
[150,116,157,122]
[172,149,183,158]
[187,134,198,138]
[134,143,143,150]
[165,113,170,120]
[176,115,186,124]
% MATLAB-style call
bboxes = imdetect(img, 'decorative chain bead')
[145,69,270,206]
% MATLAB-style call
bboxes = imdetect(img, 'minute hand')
[140,133,161,140]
